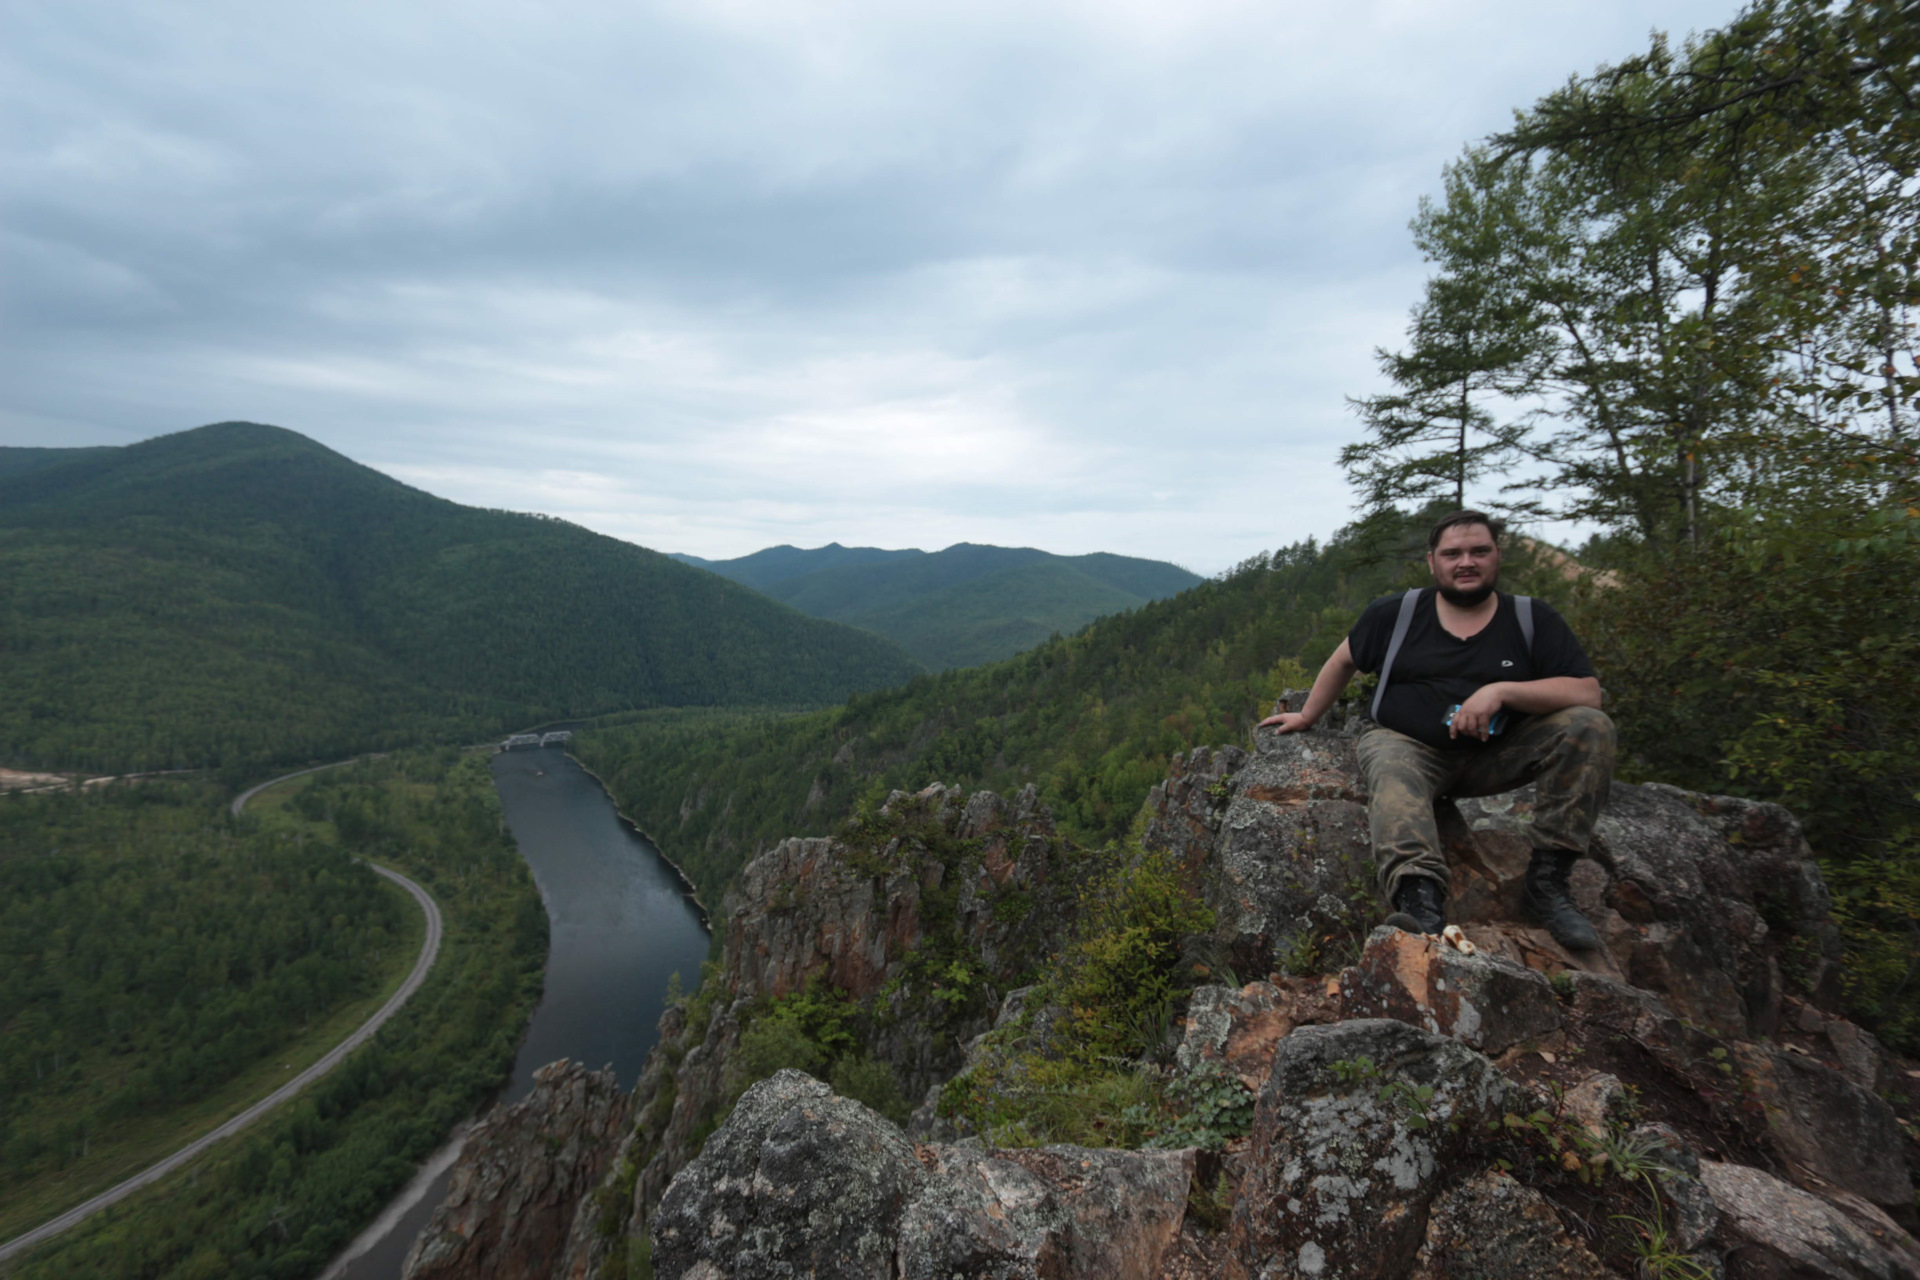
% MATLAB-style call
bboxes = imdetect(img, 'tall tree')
[1343,153,1546,520]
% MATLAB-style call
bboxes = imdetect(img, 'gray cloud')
[2,0,1739,572]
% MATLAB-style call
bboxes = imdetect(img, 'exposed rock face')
[900,1142,1195,1280]
[1176,977,1339,1091]
[1702,1161,1920,1280]
[1226,1019,1523,1280]
[651,1071,921,1279]
[1731,1042,1912,1209]
[720,783,1075,1104]
[412,722,1918,1280]
[724,787,1063,1008]
[1410,1169,1620,1280]
[1147,735,1372,978]
[1338,925,1564,1056]
[1463,779,1840,1038]
[649,1071,1196,1280]
[402,1061,628,1280]
[1147,726,1841,1042]
[610,783,1086,1261]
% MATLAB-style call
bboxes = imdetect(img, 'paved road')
[229,756,376,816]
[0,765,443,1265]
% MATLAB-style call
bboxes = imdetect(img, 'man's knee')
[1545,705,1616,758]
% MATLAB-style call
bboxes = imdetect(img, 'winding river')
[323,746,710,1279]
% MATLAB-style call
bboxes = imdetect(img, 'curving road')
[0,764,444,1265]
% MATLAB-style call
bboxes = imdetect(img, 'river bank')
[323,746,710,1279]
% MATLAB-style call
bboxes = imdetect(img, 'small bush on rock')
[938,842,1236,1148]
[725,979,909,1123]
[1058,848,1216,1060]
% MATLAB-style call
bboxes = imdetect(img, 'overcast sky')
[2,0,1740,573]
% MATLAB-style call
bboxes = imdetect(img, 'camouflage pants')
[1355,706,1617,902]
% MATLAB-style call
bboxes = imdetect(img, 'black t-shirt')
[1347,589,1596,751]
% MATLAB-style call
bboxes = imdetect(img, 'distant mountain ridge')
[672,542,1203,670]
[0,424,920,773]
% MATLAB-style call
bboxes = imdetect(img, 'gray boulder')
[1147,730,1374,977]
[1338,925,1563,1056]
[1701,1161,1920,1280]
[1408,1167,1621,1279]
[900,1143,1195,1280]
[650,1071,1197,1280]
[649,1071,922,1280]
[1227,1019,1522,1280]
[1731,1043,1914,1210]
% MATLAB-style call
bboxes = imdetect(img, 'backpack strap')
[1515,594,1535,653]
[1370,588,1424,721]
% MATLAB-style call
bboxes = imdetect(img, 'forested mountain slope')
[670,542,920,591]
[673,541,1203,669]
[0,423,920,773]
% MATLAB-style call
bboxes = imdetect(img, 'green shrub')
[829,1056,911,1126]
[729,1016,826,1091]
[1058,848,1216,1060]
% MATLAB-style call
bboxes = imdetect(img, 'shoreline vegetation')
[4,750,546,1280]
[564,753,712,929]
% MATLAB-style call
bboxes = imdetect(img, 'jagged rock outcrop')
[901,1141,1195,1280]
[1145,718,1842,1041]
[1703,1161,1920,1279]
[1409,1168,1621,1279]
[1225,1019,1524,1279]
[1147,737,1373,978]
[414,720,1919,1280]
[1176,976,1339,1090]
[608,783,1088,1262]
[402,1060,628,1280]
[651,1071,921,1279]
[1338,924,1564,1056]
[650,1070,1197,1280]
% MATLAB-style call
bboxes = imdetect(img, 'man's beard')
[1437,578,1497,607]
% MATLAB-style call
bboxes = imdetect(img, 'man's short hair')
[1428,509,1505,550]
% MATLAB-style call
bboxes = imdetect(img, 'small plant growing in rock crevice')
[1132,1059,1255,1150]
[1486,1099,1720,1279]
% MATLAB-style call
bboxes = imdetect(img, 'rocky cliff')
[405,713,1920,1280]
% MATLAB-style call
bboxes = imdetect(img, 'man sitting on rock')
[1259,509,1614,950]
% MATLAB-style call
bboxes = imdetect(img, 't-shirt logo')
[1501,660,1514,667]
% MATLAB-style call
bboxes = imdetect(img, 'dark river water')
[322,746,710,1279]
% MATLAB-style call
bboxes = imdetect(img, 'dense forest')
[677,542,1203,670]
[0,423,921,775]
[0,779,409,1227]
[10,750,547,1280]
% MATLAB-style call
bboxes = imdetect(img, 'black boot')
[1523,849,1600,950]
[1384,876,1446,935]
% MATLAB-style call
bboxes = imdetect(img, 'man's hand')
[1261,640,1359,737]
[1448,685,1506,740]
